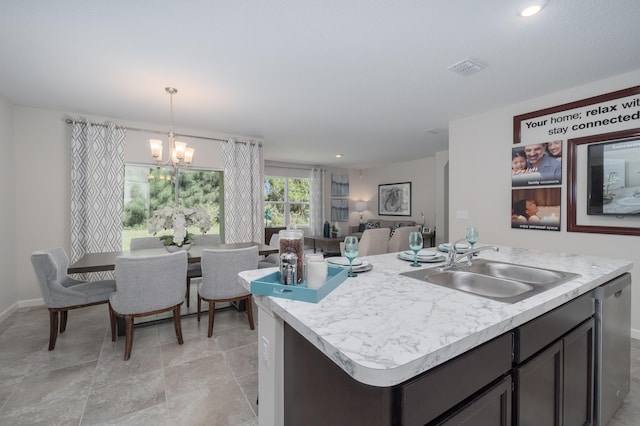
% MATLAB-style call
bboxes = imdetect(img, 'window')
[264,176,310,227]
[122,165,223,249]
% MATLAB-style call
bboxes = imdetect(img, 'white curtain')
[70,120,126,269]
[222,139,263,243]
[309,168,326,236]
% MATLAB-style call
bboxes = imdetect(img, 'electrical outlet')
[261,336,270,368]
[456,209,469,219]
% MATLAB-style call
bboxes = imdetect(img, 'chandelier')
[149,87,194,168]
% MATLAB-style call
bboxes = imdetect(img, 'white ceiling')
[1,0,639,168]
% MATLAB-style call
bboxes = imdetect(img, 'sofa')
[349,219,417,239]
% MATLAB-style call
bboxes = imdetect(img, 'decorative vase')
[166,243,192,253]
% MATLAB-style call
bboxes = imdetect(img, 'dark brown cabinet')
[437,375,512,426]
[515,293,595,426]
[283,290,597,425]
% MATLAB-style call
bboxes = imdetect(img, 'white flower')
[148,205,212,247]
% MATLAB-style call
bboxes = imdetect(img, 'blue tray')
[251,266,348,303]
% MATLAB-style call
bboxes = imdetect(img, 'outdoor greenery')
[122,166,222,249]
[264,177,310,226]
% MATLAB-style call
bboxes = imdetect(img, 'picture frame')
[378,182,411,216]
[330,198,349,222]
[331,174,349,196]
[422,226,431,234]
[567,128,640,236]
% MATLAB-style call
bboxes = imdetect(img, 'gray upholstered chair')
[258,233,280,269]
[198,246,258,337]
[109,251,187,360]
[387,226,421,253]
[340,228,391,257]
[30,247,116,350]
[129,236,164,250]
[185,234,222,307]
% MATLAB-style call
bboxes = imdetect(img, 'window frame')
[264,175,310,228]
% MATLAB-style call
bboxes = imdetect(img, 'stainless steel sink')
[401,259,580,303]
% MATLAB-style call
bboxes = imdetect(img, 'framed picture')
[422,226,431,234]
[330,198,349,221]
[378,182,411,216]
[331,174,349,196]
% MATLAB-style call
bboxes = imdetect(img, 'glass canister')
[279,228,304,283]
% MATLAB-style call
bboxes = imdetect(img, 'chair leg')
[207,301,215,338]
[173,305,184,345]
[197,295,202,322]
[186,277,191,307]
[246,296,255,330]
[124,315,134,361]
[108,304,117,342]
[48,309,58,351]
[59,310,68,333]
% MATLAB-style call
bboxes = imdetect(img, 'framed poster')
[511,187,561,231]
[331,174,349,196]
[378,182,411,216]
[331,198,349,221]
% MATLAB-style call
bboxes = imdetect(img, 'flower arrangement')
[148,205,211,247]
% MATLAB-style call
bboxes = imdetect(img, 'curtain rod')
[64,118,262,146]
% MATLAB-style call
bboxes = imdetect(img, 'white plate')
[437,243,469,253]
[326,257,363,267]
[398,253,446,263]
[402,249,437,257]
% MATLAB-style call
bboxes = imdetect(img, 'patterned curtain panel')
[221,139,263,243]
[70,120,125,278]
[309,168,326,236]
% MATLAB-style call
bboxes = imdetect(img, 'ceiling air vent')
[447,58,486,76]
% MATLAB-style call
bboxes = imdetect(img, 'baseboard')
[18,298,45,309]
[0,302,18,325]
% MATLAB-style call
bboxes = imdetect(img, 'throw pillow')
[365,221,380,229]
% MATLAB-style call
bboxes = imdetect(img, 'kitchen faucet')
[443,238,499,270]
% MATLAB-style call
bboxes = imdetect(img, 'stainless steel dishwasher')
[594,273,631,426]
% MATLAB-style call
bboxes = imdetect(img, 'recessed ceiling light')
[335,154,343,158]
[518,1,547,17]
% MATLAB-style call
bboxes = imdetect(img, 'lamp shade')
[355,201,368,212]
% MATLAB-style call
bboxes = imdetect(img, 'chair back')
[31,248,75,307]
[268,233,280,248]
[192,234,222,245]
[200,246,258,300]
[111,251,187,315]
[387,226,421,253]
[358,228,391,256]
[130,237,164,250]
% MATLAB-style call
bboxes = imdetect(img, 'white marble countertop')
[238,245,632,387]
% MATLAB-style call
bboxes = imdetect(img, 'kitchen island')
[238,245,632,425]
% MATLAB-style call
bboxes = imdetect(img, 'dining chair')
[258,233,280,268]
[387,226,421,253]
[129,236,164,250]
[185,234,222,307]
[30,247,116,350]
[198,246,258,337]
[340,228,391,257]
[109,251,187,360]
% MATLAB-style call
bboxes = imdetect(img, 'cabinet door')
[563,319,594,426]
[516,340,563,426]
[438,375,512,426]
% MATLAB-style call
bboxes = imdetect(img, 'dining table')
[67,241,278,274]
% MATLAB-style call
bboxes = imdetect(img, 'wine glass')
[343,236,359,277]
[408,231,423,267]
[466,227,479,252]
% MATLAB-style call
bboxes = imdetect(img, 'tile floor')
[1,299,639,425]
[0,299,259,425]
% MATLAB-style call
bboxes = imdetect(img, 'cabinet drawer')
[401,332,512,426]
[515,291,594,364]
